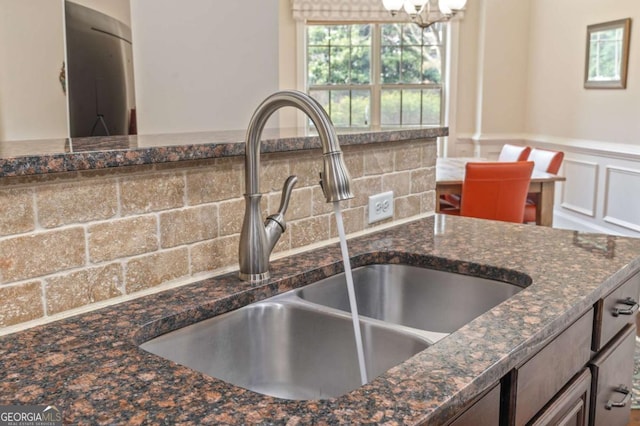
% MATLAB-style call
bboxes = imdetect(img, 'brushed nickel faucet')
[239,90,354,282]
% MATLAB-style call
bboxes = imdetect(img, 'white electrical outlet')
[368,191,394,224]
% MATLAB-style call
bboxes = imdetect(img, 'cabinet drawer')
[515,309,594,426]
[447,383,500,426]
[589,324,636,426]
[593,272,640,351]
[528,368,591,426]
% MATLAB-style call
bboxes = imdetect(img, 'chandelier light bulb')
[447,0,467,10]
[382,0,405,13]
[403,0,428,15]
[438,0,452,14]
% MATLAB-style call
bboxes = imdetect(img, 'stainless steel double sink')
[140,264,524,400]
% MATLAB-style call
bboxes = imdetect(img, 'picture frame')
[584,18,631,89]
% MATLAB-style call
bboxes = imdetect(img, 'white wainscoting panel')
[561,159,598,217]
[603,166,640,232]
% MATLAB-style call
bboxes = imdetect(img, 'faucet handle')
[266,175,298,231]
[276,175,298,218]
[264,175,297,254]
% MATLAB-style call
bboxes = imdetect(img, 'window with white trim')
[306,22,446,129]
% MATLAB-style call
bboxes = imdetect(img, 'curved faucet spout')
[239,90,354,282]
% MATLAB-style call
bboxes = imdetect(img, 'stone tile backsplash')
[0,140,436,330]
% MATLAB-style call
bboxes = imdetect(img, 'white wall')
[0,0,68,141]
[131,0,280,134]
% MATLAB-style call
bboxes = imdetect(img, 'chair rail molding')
[524,134,640,237]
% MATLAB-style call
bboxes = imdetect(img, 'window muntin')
[307,22,445,128]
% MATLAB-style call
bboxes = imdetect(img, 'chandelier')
[381,0,468,29]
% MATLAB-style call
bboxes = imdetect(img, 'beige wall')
[455,0,531,137]
[454,0,640,146]
[0,0,68,141]
[525,0,640,144]
[131,0,281,134]
[278,0,301,127]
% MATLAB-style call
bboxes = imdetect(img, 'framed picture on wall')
[584,18,632,89]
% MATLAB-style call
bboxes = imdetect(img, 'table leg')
[536,182,556,227]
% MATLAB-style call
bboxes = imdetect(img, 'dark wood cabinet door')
[447,384,501,426]
[590,324,636,426]
[527,368,591,426]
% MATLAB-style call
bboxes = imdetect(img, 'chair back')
[460,161,534,223]
[527,148,564,174]
[498,144,531,162]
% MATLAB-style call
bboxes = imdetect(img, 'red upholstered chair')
[498,144,531,162]
[438,144,531,211]
[441,161,534,223]
[523,148,565,223]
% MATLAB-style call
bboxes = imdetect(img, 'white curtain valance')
[291,0,450,24]
[292,0,398,22]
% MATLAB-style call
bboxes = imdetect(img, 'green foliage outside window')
[307,23,445,128]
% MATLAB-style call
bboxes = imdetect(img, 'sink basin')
[296,264,523,334]
[140,300,429,400]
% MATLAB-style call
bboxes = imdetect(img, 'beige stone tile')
[289,152,323,188]
[259,157,291,194]
[0,188,35,237]
[312,186,335,216]
[160,205,218,248]
[186,160,244,205]
[0,281,44,327]
[382,171,412,197]
[190,235,239,274]
[395,145,422,171]
[45,263,124,315]
[271,230,291,255]
[410,167,436,194]
[351,176,382,207]
[125,248,189,293]
[396,194,422,219]
[0,228,85,283]
[0,171,80,188]
[330,206,365,237]
[121,172,185,214]
[421,142,438,167]
[37,180,118,228]
[269,187,312,221]
[421,190,436,213]
[219,199,245,237]
[89,216,158,263]
[342,149,364,179]
[289,215,330,249]
[364,148,394,175]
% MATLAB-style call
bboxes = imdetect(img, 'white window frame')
[302,22,447,129]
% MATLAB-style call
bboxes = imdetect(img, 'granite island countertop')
[1,215,640,425]
[0,127,447,178]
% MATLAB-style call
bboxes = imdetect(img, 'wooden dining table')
[435,157,566,227]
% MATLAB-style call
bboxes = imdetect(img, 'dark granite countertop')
[1,215,639,425]
[0,127,447,178]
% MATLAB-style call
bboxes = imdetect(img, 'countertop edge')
[0,127,448,178]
